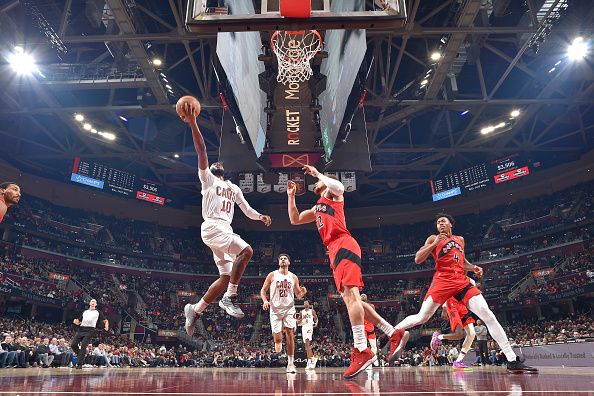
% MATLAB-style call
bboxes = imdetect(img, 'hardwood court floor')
[0,366,593,395]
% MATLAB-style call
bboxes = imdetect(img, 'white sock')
[194,299,208,314]
[225,283,238,297]
[438,334,444,340]
[377,319,395,337]
[288,355,294,365]
[455,351,466,362]
[352,325,367,352]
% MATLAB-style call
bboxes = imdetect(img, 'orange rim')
[271,29,323,62]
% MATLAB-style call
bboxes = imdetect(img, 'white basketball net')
[271,30,322,85]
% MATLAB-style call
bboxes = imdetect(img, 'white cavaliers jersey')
[301,308,314,327]
[199,168,242,225]
[269,270,295,312]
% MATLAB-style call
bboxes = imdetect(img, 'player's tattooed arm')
[185,115,208,171]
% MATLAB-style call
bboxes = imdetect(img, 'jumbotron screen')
[430,154,530,202]
[70,157,166,205]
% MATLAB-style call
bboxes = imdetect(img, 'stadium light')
[420,79,429,87]
[174,154,180,158]
[430,51,441,61]
[83,123,92,131]
[74,114,84,122]
[510,109,521,118]
[152,58,163,66]
[8,47,38,75]
[91,128,97,134]
[481,126,495,135]
[567,37,588,60]
[99,132,116,141]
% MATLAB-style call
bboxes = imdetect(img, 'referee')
[71,299,109,369]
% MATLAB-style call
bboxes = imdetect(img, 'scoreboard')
[70,157,166,205]
[430,154,530,202]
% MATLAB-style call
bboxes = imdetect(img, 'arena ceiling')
[0,0,593,208]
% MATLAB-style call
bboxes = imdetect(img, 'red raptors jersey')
[431,235,465,274]
[314,196,351,247]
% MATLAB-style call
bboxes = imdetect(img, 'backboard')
[186,0,407,33]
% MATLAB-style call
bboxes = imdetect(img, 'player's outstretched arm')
[302,165,344,196]
[180,105,208,171]
[287,181,315,225]
[236,189,272,226]
[414,234,442,264]
[260,272,274,310]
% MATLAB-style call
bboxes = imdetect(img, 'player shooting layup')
[178,99,272,336]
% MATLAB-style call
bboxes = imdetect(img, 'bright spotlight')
[420,79,429,86]
[567,37,588,60]
[91,128,97,133]
[8,48,38,75]
[510,109,520,118]
[83,123,92,131]
[430,51,441,61]
[74,114,84,122]
[152,58,163,66]
[119,115,128,122]
[165,84,172,89]
[100,132,116,141]
[174,154,180,158]
[481,126,495,135]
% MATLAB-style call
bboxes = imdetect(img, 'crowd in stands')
[1,179,594,370]
[1,180,592,273]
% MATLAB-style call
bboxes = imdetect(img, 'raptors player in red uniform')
[0,182,21,223]
[287,166,404,378]
[393,214,537,373]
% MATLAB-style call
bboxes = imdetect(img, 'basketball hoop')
[271,30,322,85]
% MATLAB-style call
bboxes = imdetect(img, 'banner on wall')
[157,330,178,337]
[403,288,421,296]
[532,268,556,278]
[48,272,70,282]
[177,291,196,297]
[463,342,594,367]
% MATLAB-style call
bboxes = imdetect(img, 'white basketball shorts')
[302,325,314,342]
[201,221,249,276]
[270,307,296,334]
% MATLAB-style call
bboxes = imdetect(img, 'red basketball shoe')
[343,348,376,378]
[387,328,406,363]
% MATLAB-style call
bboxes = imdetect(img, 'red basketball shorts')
[424,272,481,306]
[446,298,475,332]
[328,235,363,292]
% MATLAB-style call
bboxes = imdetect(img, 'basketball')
[176,96,201,121]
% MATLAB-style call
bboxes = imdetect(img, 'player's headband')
[210,162,225,177]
